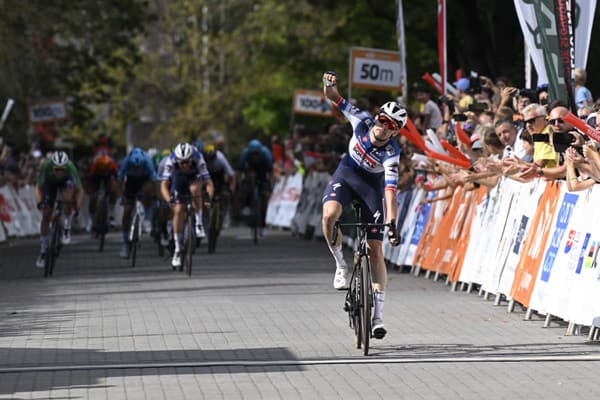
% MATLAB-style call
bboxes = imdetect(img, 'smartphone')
[453,113,468,122]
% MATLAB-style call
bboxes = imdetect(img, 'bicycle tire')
[48,220,60,276]
[95,195,108,252]
[44,224,56,278]
[130,214,139,268]
[186,211,193,276]
[207,202,219,253]
[350,267,361,349]
[361,254,372,356]
[252,187,260,245]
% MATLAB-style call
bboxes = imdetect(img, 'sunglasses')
[376,114,398,131]
[178,159,192,165]
[524,116,543,125]
[53,167,66,172]
[578,114,589,119]
[547,118,564,125]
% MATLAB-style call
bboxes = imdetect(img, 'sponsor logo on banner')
[513,215,529,254]
[29,100,68,122]
[575,232,591,274]
[584,240,597,268]
[292,89,332,117]
[564,229,576,253]
[541,193,578,282]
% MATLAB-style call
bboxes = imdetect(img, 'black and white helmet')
[174,142,193,161]
[380,101,407,129]
[51,151,69,167]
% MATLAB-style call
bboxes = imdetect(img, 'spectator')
[574,67,593,109]
[494,118,533,162]
[522,103,556,168]
[454,78,473,112]
[412,84,443,131]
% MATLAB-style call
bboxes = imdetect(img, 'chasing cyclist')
[238,139,273,234]
[321,71,403,339]
[160,142,214,269]
[117,147,157,258]
[34,151,84,267]
[85,150,119,230]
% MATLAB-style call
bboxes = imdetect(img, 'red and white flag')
[437,0,447,95]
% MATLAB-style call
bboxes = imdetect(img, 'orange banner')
[510,181,561,307]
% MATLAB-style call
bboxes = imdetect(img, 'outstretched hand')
[387,220,400,247]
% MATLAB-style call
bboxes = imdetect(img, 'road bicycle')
[177,194,203,276]
[128,199,145,268]
[332,202,393,356]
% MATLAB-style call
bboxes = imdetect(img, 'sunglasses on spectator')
[376,114,398,131]
[578,114,590,119]
[524,116,544,125]
[547,118,564,125]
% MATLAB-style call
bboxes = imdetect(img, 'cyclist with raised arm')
[34,151,84,267]
[238,139,273,234]
[321,71,404,339]
[117,147,157,258]
[160,143,214,269]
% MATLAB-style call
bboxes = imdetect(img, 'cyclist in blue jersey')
[160,143,214,269]
[238,139,273,234]
[321,71,404,339]
[118,147,157,258]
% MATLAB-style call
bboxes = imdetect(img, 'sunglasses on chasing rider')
[376,114,398,131]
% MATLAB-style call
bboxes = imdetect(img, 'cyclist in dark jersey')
[321,71,404,339]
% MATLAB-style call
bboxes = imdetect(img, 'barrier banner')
[566,185,600,325]
[16,185,40,235]
[449,186,487,282]
[510,181,562,308]
[0,186,25,237]
[397,189,429,266]
[420,187,464,273]
[497,180,547,296]
[529,187,579,315]
[266,172,303,228]
[413,185,452,269]
[541,186,591,321]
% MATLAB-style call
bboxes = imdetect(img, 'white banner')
[266,172,303,228]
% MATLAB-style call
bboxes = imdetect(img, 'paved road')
[1,226,599,399]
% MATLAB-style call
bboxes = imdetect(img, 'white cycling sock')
[174,233,182,252]
[195,210,203,225]
[373,290,385,320]
[40,235,49,253]
[64,215,72,230]
[328,244,346,268]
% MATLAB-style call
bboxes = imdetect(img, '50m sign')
[350,47,403,92]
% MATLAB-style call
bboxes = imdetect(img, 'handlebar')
[330,220,396,247]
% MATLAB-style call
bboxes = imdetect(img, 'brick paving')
[1,227,600,399]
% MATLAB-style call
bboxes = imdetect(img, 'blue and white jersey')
[118,150,157,180]
[160,148,211,182]
[336,98,401,191]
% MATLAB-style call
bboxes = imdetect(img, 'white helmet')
[51,151,69,167]
[174,142,193,161]
[380,101,407,129]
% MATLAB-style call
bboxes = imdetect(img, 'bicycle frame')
[44,199,64,277]
[129,199,145,268]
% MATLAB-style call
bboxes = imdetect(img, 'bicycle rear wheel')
[96,197,108,252]
[185,212,193,276]
[252,188,260,245]
[361,255,372,356]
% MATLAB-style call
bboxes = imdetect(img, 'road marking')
[2,354,600,373]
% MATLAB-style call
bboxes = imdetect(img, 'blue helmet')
[192,140,204,152]
[248,139,262,152]
[130,148,145,167]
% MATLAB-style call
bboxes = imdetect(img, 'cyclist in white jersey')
[321,71,405,339]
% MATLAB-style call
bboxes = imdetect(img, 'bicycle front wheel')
[361,255,372,356]
[186,212,193,276]
[46,221,60,277]
[130,215,140,268]
[207,203,219,254]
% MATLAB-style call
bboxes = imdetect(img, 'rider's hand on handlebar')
[387,219,400,247]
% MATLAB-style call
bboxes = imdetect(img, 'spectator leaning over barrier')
[564,145,597,192]
[495,118,533,162]
[34,151,83,268]
[453,78,473,113]
[522,103,556,168]
[321,70,403,340]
